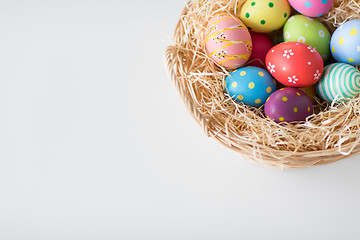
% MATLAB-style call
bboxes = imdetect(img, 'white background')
[0,0,360,239]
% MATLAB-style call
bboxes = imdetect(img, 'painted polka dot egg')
[225,66,277,107]
[316,63,360,102]
[265,88,314,123]
[331,19,360,66]
[288,0,333,17]
[205,13,252,70]
[283,15,331,61]
[240,0,291,33]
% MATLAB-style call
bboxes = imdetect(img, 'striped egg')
[316,63,360,102]
[205,13,252,70]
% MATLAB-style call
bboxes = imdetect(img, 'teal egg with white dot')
[225,66,277,107]
[283,14,331,61]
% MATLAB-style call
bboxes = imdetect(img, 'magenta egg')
[288,0,333,17]
[265,88,313,123]
[246,32,274,69]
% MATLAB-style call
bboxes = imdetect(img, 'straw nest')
[164,0,360,169]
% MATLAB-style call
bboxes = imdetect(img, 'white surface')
[0,0,360,239]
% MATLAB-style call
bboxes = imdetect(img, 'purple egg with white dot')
[265,88,313,123]
[288,0,333,17]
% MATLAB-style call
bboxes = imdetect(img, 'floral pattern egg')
[205,13,252,70]
[283,15,331,61]
[225,66,277,107]
[288,0,333,17]
[265,42,324,88]
[240,0,291,33]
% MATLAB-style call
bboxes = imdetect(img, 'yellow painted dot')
[232,82,238,88]
[308,107,311,112]
[240,71,246,76]
[255,99,261,104]
[339,37,344,44]
[279,117,284,122]
[332,46,336,53]
[280,88,284,91]
[258,72,264,77]
[282,97,288,102]
[238,95,244,100]
[267,96,270,102]
[296,92,301,96]
[293,107,298,113]
[266,87,272,93]
[248,82,255,89]
[350,28,358,36]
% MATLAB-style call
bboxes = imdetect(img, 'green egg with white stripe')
[316,63,360,102]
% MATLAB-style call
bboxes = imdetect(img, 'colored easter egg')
[288,0,333,17]
[265,88,313,123]
[330,19,360,66]
[316,63,360,102]
[240,0,291,33]
[265,42,324,88]
[298,85,318,103]
[246,32,274,68]
[205,13,252,70]
[225,66,277,107]
[283,15,331,61]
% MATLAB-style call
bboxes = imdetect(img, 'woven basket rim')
[164,0,360,169]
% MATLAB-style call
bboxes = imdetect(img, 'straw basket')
[164,0,360,169]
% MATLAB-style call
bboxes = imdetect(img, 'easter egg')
[225,66,277,107]
[265,88,313,123]
[288,0,333,17]
[316,63,360,102]
[283,15,331,61]
[265,42,324,88]
[330,19,360,66]
[240,0,291,33]
[246,32,274,68]
[205,13,252,70]
[298,85,318,103]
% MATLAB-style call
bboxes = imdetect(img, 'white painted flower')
[288,75,298,84]
[267,62,276,73]
[319,30,325,38]
[297,36,306,43]
[314,70,321,80]
[306,17,314,21]
[305,23,309,27]
[288,16,294,22]
[307,46,317,53]
[283,49,294,59]
[284,31,291,39]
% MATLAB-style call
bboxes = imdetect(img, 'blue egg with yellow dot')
[225,66,277,107]
[331,19,360,66]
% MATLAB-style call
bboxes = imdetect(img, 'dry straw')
[164,0,360,169]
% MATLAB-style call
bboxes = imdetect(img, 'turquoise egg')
[330,19,360,66]
[225,66,277,107]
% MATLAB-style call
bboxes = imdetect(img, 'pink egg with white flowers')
[288,0,333,17]
[205,13,252,70]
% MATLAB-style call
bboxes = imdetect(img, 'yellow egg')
[298,86,318,104]
[240,0,291,33]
